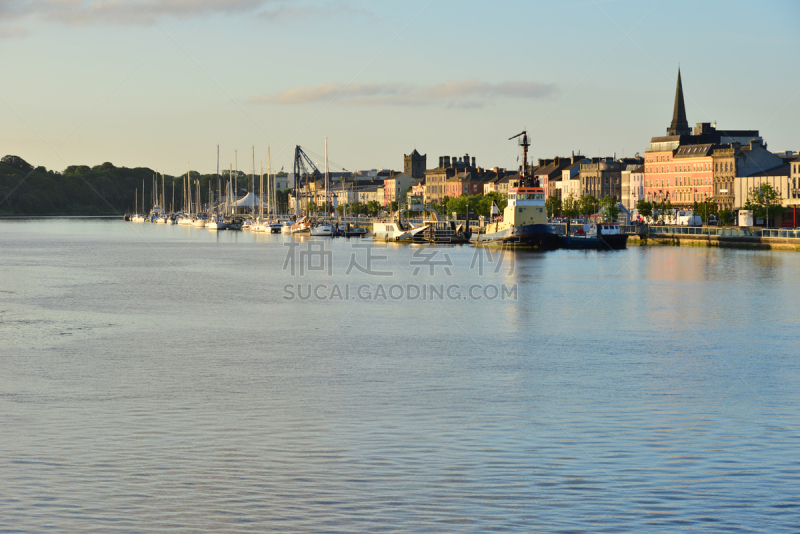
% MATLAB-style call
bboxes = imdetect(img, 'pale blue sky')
[1,0,798,176]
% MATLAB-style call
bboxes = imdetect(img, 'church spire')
[667,68,691,136]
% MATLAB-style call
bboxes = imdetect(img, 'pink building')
[644,147,714,206]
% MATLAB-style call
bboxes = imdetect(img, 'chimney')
[439,156,444,168]
[613,151,616,160]
[471,157,476,167]
[444,156,450,167]
[538,158,544,166]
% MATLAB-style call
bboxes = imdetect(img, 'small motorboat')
[310,224,334,237]
[291,217,311,234]
[226,217,243,230]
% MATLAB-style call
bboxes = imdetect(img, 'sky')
[1,0,798,176]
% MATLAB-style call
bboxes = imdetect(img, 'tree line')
[0,155,290,216]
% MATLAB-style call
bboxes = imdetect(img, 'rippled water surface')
[2,219,799,532]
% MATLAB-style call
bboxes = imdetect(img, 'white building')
[621,164,644,210]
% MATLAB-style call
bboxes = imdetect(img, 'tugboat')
[472,130,559,249]
[560,222,628,250]
[473,186,559,248]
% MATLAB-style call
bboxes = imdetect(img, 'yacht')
[310,223,334,236]
[192,214,208,228]
[226,217,243,230]
[291,217,311,235]
[207,215,227,230]
[373,220,429,242]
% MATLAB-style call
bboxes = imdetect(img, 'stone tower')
[667,68,691,136]
[404,149,426,179]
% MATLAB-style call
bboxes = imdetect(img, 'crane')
[293,145,323,216]
[509,130,531,185]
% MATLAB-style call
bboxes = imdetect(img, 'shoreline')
[0,215,123,219]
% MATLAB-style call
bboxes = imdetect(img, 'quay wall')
[631,233,800,251]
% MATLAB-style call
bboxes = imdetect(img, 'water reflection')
[0,220,799,532]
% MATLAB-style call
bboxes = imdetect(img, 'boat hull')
[475,224,560,249]
[560,233,628,250]
[310,226,334,236]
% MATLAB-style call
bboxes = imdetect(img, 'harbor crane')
[292,145,323,216]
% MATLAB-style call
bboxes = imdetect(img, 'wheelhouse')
[508,187,545,206]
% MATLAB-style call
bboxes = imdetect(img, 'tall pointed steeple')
[667,68,691,136]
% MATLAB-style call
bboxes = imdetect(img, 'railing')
[649,226,800,239]
[650,226,756,237]
[757,229,800,239]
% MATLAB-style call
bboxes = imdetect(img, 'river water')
[1,218,799,532]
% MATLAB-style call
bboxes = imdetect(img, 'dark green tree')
[743,183,784,227]
[718,208,734,226]
[600,196,620,222]
[365,200,382,216]
[563,193,580,219]
[545,196,563,218]
[635,199,654,221]
[578,194,599,218]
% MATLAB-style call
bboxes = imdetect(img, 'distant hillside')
[0,156,246,216]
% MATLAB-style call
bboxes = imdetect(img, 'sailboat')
[178,164,194,225]
[310,137,334,236]
[207,147,227,230]
[131,187,145,222]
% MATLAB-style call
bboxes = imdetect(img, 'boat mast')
[252,145,256,218]
[234,150,238,211]
[188,171,193,217]
[268,147,273,218]
[324,137,329,221]
[216,145,220,220]
[260,162,264,221]
[509,130,530,186]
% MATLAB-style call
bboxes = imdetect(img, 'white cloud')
[0,0,362,27]
[248,79,558,108]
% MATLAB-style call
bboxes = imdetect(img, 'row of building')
[289,70,798,221]
[640,69,799,215]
